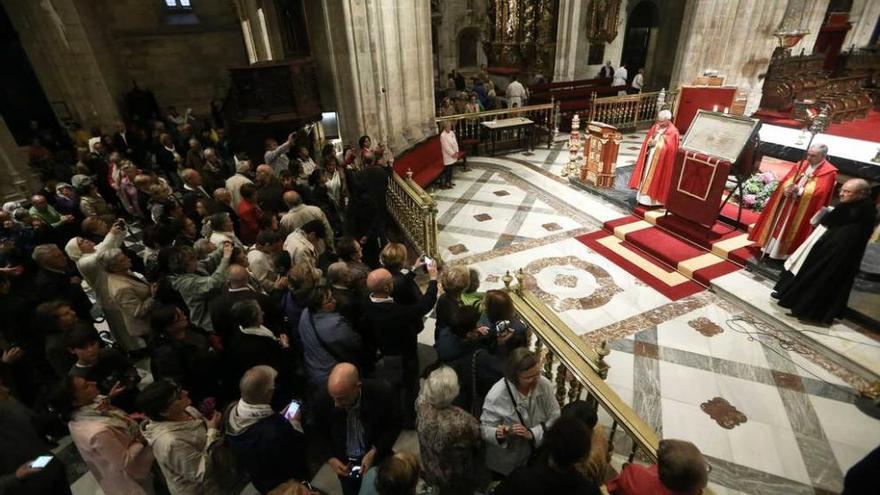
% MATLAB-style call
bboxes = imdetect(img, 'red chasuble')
[628,122,681,205]
[748,159,838,258]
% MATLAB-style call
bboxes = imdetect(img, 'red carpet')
[577,231,705,300]
[824,110,880,142]
[754,109,880,142]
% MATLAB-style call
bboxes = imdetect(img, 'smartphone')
[348,464,363,478]
[283,399,301,421]
[30,456,52,469]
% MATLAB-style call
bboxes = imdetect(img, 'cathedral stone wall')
[100,0,247,119]
[1,0,247,131]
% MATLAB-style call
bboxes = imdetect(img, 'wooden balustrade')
[500,269,716,493]
[386,172,439,260]
[434,102,559,149]
[587,89,679,131]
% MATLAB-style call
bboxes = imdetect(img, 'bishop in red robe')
[628,110,680,206]
[748,144,838,259]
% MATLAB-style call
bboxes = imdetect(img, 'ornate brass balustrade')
[588,90,679,131]
[386,171,439,260]
[501,269,716,493]
[434,102,559,150]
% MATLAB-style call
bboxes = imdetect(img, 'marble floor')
[427,142,880,494]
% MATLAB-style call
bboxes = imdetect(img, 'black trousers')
[441,165,454,186]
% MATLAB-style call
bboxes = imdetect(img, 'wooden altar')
[581,122,622,188]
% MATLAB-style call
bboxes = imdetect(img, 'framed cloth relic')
[666,111,760,227]
[679,110,760,163]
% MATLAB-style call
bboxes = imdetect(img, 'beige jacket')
[141,408,233,495]
[279,204,334,252]
[283,229,317,267]
[106,272,154,338]
[68,414,154,495]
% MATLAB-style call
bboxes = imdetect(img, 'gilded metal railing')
[500,269,660,466]
[501,269,715,494]
[587,89,679,131]
[386,171,439,260]
[434,102,559,149]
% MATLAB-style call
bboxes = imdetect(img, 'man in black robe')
[772,178,877,324]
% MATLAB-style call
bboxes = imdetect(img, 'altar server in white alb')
[505,76,528,108]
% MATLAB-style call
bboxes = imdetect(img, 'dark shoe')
[770,291,779,299]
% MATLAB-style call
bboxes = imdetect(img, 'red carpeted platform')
[577,230,705,300]
[631,207,757,265]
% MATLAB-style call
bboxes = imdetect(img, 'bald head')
[228,264,249,288]
[30,195,47,210]
[283,190,302,208]
[328,363,361,408]
[367,268,393,297]
[256,164,272,176]
[181,168,201,186]
[213,188,231,205]
[840,178,871,203]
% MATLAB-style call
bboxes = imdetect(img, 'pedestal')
[581,122,621,188]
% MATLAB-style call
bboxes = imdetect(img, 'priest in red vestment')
[628,110,680,206]
[748,144,838,259]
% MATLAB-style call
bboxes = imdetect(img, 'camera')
[491,320,512,337]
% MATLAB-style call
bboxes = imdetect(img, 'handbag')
[503,379,540,465]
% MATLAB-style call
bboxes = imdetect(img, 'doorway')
[620,1,658,85]
[458,27,480,68]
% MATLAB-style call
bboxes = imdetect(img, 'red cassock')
[748,159,838,258]
[628,123,681,205]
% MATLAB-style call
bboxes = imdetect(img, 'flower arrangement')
[736,171,778,212]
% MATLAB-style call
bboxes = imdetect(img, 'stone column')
[553,0,586,82]
[0,116,34,202]
[1,0,124,131]
[669,0,829,115]
[846,0,880,49]
[317,0,436,151]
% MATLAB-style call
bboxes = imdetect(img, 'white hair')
[809,144,828,156]
[419,366,460,409]
[31,244,59,264]
[658,110,672,121]
[96,248,124,271]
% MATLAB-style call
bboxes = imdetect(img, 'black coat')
[310,379,400,464]
[150,328,221,402]
[257,179,286,215]
[495,464,602,495]
[775,198,877,324]
[30,267,93,320]
[0,397,72,495]
[224,411,309,494]
[362,280,437,362]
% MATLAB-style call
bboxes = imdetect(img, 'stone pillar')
[846,0,880,49]
[317,0,436,151]
[1,0,124,131]
[553,0,586,82]
[233,0,285,62]
[669,0,829,115]
[0,116,34,202]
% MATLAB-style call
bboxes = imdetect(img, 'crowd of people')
[1,105,721,495]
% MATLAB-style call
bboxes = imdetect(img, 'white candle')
[724,107,729,114]
[712,104,719,112]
